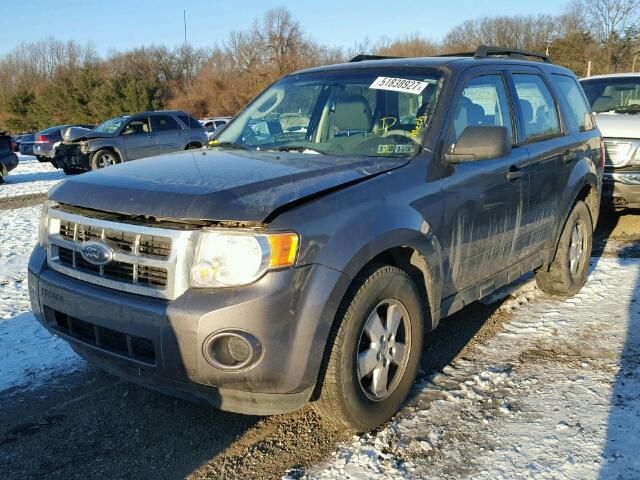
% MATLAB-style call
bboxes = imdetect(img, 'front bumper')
[28,246,350,415]
[51,144,91,170]
[603,171,640,208]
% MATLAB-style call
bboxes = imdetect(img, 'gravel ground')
[0,204,638,479]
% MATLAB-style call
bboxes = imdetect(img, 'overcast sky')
[1,0,567,57]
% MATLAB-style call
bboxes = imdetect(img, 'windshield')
[95,117,128,133]
[214,68,443,158]
[581,76,640,113]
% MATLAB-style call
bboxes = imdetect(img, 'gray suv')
[52,110,207,174]
[29,47,603,432]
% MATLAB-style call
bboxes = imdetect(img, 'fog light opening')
[204,331,262,371]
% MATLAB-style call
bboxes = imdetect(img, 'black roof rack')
[349,54,404,62]
[439,45,552,63]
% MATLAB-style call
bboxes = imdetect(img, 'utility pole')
[183,10,187,45]
[587,60,592,77]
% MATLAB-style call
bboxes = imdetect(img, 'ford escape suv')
[29,46,603,432]
[580,73,640,209]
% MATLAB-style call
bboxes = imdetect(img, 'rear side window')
[552,74,595,132]
[513,74,561,142]
[449,74,514,142]
[178,115,204,129]
[152,115,181,131]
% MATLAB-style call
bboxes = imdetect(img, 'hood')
[593,112,640,139]
[48,149,407,223]
[63,126,112,142]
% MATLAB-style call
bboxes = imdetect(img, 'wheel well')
[350,247,433,329]
[93,147,119,160]
[575,183,599,230]
[186,142,202,149]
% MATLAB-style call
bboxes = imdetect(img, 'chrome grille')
[603,139,640,167]
[46,207,198,300]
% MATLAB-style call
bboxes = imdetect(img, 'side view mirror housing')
[444,126,512,164]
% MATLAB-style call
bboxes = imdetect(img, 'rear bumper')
[33,143,55,158]
[603,171,640,208]
[28,245,350,415]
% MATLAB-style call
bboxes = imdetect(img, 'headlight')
[191,231,299,288]
[37,200,56,247]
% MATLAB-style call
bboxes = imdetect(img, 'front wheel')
[313,265,424,432]
[90,149,120,170]
[535,200,593,297]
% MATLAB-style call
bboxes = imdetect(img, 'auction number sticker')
[370,76,429,95]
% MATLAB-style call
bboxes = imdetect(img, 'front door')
[122,117,157,160]
[440,72,529,297]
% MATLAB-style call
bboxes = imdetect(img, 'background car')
[0,131,19,183]
[201,117,231,140]
[53,110,207,173]
[33,124,94,162]
[17,133,35,156]
[580,73,640,210]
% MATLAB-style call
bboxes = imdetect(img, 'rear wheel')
[535,200,592,297]
[90,149,120,170]
[36,155,48,163]
[313,265,424,432]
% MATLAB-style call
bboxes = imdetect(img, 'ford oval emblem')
[80,241,113,266]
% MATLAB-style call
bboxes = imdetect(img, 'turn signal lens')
[268,233,299,268]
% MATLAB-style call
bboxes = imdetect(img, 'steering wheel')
[382,129,417,140]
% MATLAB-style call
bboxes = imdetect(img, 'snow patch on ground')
[297,256,640,479]
[0,154,64,199]
[0,205,84,394]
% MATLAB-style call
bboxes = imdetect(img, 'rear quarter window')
[552,74,595,132]
[178,115,204,129]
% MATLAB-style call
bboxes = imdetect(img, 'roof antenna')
[183,9,193,147]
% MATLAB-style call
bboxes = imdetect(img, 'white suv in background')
[580,73,640,209]
[200,117,232,140]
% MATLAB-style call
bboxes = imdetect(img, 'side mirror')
[444,126,512,163]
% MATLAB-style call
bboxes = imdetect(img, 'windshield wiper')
[209,141,249,150]
[270,145,327,154]
[612,105,640,114]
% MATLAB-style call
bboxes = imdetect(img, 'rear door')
[507,69,567,259]
[440,69,529,297]
[121,116,157,160]
[151,115,185,154]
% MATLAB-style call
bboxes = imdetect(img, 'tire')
[313,265,424,432]
[36,155,48,163]
[90,149,120,170]
[535,200,592,297]
[186,142,202,150]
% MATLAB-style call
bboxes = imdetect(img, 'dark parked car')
[33,124,94,162]
[18,133,36,156]
[29,46,603,432]
[0,132,19,183]
[52,111,207,174]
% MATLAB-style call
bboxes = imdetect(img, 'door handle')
[506,166,524,181]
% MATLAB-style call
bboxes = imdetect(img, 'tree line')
[2,0,640,132]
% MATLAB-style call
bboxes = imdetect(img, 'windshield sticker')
[370,77,430,95]
[377,144,415,154]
